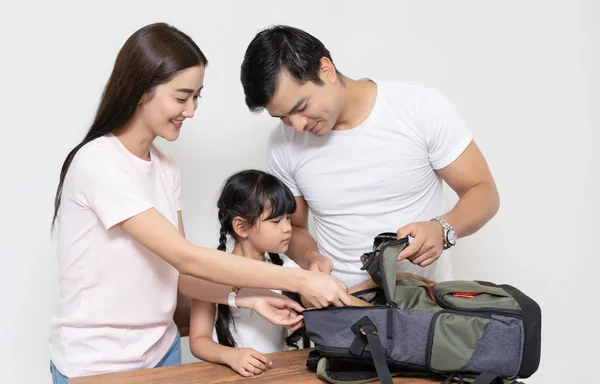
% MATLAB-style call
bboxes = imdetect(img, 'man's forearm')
[443,182,500,238]
[285,226,321,269]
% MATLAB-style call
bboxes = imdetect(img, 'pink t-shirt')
[49,134,181,378]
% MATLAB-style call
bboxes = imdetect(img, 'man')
[240,25,499,288]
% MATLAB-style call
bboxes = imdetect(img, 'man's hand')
[396,221,445,267]
[307,252,333,274]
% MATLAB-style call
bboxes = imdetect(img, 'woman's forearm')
[179,275,282,306]
[179,245,307,292]
[121,208,308,293]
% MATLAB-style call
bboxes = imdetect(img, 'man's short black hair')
[240,25,338,113]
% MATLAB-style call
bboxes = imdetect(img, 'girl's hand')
[225,348,272,377]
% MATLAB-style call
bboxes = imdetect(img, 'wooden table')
[70,348,444,383]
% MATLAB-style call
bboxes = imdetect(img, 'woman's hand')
[225,347,272,377]
[236,289,304,330]
[295,270,354,308]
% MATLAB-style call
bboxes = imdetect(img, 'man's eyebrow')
[269,97,307,118]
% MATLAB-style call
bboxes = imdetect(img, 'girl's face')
[245,209,293,254]
[137,65,205,141]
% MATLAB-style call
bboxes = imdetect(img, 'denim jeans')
[50,332,181,383]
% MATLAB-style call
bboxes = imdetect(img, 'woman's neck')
[232,242,266,262]
[113,115,156,161]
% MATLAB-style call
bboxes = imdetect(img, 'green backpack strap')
[456,374,519,384]
[472,372,520,384]
[308,349,383,384]
[316,357,382,384]
[315,358,521,384]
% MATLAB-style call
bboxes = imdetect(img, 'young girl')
[49,22,353,383]
[189,170,300,377]
[188,169,437,377]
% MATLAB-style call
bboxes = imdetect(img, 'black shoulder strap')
[306,349,322,372]
[350,316,393,384]
[472,372,505,384]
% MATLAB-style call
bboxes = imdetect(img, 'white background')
[0,1,597,382]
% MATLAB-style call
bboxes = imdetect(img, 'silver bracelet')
[228,286,241,308]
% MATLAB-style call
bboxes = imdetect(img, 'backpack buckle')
[360,325,378,336]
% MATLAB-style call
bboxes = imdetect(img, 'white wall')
[1,1,597,382]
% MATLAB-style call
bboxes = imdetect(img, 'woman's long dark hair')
[214,169,304,349]
[51,22,208,229]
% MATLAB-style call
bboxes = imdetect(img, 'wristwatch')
[431,216,457,250]
[228,286,241,308]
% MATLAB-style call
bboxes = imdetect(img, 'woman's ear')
[232,216,250,239]
[138,89,156,106]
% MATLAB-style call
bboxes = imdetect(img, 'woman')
[49,22,352,383]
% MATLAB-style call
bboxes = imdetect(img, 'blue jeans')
[50,333,181,383]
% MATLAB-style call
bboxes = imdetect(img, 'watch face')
[447,229,457,245]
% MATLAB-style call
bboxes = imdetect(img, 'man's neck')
[333,78,378,131]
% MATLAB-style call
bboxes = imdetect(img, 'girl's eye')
[176,98,186,103]
[271,216,287,223]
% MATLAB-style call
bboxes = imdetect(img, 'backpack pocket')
[304,307,392,361]
[432,281,521,313]
[426,311,524,379]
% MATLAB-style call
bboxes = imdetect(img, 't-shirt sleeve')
[415,87,473,170]
[267,125,302,196]
[75,155,154,230]
[171,159,183,212]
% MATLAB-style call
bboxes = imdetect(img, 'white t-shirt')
[224,304,287,354]
[268,81,472,288]
[49,134,181,378]
[212,256,288,354]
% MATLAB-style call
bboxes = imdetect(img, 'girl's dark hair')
[214,169,304,349]
[51,22,208,229]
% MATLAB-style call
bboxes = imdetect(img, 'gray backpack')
[302,233,541,384]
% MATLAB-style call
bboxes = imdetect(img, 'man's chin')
[312,126,331,136]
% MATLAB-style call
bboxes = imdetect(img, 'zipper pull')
[453,292,482,299]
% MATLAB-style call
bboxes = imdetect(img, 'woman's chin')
[159,130,181,142]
